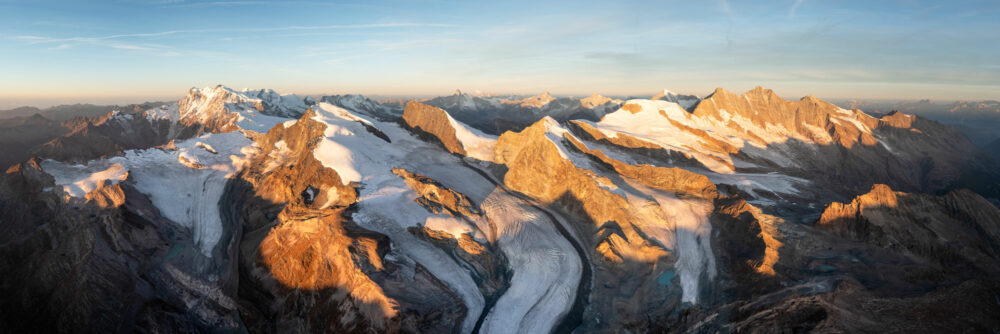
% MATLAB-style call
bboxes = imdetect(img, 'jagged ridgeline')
[1,85,998,333]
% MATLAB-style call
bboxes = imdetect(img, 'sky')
[1,0,998,108]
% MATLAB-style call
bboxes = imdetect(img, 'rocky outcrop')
[401,101,467,156]
[30,109,175,164]
[83,178,127,208]
[394,168,512,321]
[393,168,480,217]
[563,135,717,199]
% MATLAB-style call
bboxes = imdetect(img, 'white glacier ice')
[41,132,257,256]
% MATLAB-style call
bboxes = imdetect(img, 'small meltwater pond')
[657,270,677,286]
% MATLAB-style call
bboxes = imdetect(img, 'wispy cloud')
[163,1,371,8]
[788,0,805,18]
[15,35,165,51]
[15,22,453,44]
[12,22,455,54]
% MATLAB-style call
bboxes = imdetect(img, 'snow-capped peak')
[580,93,619,109]
[652,88,701,110]
[176,85,310,133]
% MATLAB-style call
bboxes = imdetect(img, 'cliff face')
[816,184,1000,275]
[0,158,244,333]
[402,101,467,156]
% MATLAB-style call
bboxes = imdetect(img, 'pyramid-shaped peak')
[705,87,735,99]
[747,86,779,97]
[801,94,822,102]
[651,89,678,100]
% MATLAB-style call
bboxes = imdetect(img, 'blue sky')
[1,0,998,107]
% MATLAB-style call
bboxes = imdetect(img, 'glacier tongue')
[309,102,584,334]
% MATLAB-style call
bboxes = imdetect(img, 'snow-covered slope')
[177,85,311,133]
[42,131,256,255]
[651,89,701,110]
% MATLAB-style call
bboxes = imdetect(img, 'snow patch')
[42,161,128,198]
[445,112,497,162]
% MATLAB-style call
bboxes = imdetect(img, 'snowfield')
[42,161,128,198]
[41,132,257,256]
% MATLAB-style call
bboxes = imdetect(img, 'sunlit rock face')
[402,101,469,156]
[577,87,1000,204]
[1,85,999,333]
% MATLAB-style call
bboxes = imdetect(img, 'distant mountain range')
[0,102,170,122]
[834,99,1000,147]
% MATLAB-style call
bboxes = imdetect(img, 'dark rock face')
[817,184,1000,276]
[0,114,71,170]
[0,159,242,333]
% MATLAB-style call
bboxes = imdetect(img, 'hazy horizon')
[2,0,999,106]
[1,85,989,111]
